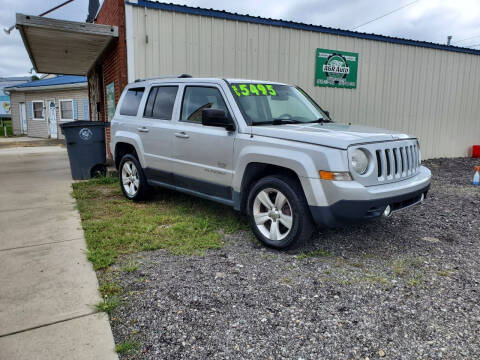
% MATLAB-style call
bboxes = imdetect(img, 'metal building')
[15,0,480,159]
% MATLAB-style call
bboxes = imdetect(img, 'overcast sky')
[0,0,479,76]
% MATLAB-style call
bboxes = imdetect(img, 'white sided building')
[14,0,480,158]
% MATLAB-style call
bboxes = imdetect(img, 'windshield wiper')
[252,119,303,126]
[307,118,333,124]
[272,118,303,125]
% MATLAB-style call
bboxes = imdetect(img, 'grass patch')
[437,270,451,277]
[115,340,141,354]
[406,277,422,287]
[122,260,139,273]
[339,273,390,286]
[0,119,12,137]
[296,249,330,260]
[72,175,247,269]
[99,282,123,297]
[95,297,120,314]
[393,259,407,277]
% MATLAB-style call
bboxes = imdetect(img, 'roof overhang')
[5,82,87,93]
[16,13,118,76]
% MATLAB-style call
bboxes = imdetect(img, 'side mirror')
[202,109,235,131]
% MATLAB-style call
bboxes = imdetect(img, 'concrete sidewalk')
[0,146,117,359]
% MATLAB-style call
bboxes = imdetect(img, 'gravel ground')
[102,158,480,360]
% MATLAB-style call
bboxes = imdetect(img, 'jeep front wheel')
[247,175,314,249]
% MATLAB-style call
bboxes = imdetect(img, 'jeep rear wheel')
[119,154,150,201]
[247,175,315,249]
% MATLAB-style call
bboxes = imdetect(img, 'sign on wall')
[315,48,358,88]
[0,96,11,116]
[106,81,115,121]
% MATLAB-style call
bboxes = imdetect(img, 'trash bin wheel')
[90,164,107,178]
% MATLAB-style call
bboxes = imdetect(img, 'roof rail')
[134,74,193,82]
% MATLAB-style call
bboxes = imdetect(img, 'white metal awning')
[16,14,118,76]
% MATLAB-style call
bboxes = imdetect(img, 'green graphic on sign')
[106,82,115,121]
[315,48,358,88]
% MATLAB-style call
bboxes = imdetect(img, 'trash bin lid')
[60,120,110,128]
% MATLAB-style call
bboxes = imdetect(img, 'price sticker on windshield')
[231,84,277,97]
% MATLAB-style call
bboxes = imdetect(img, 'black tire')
[90,164,106,178]
[246,175,315,249]
[118,154,151,201]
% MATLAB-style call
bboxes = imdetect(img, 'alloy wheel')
[253,188,293,241]
[121,160,140,197]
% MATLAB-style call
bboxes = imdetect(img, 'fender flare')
[112,131,146,168]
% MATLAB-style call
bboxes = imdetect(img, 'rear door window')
[119,87,145,116]
[143,86,178,119]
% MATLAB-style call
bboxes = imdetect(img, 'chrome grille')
[375,143,420,182]
[348,139,421,186]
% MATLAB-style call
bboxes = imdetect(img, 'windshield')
[229,83,330,125]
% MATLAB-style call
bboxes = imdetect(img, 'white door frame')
[19,102,27,134]
[47,99,57,139]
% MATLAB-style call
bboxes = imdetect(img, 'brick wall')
[95,0,128,158]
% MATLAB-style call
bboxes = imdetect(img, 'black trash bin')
[60,121,110,180]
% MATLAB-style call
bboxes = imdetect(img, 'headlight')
[351,149,369,174]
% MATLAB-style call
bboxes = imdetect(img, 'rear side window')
[120,87,144,116]
[144,86,178,119]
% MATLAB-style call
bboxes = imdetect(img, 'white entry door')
[48,100,57,139]
[19,103,27,134]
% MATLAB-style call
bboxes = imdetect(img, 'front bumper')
[309,166,431,227]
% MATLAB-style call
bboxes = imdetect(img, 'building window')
[32,101,44,120]
[60,100,74,121]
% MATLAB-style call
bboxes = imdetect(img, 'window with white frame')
[32,101,44,120]
[60,100,74,121]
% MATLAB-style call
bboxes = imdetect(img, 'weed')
[437,270,451,277]
[115,340,141,354]
[122,260,139,273]
[406,278,422,287]
[393,259,407,277]
[296,249,330,260]
[99,282,123,297]
[95,297,120,314]
[339,273,390,286]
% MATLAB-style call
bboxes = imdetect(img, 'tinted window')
[143,87,158,117]
[181,86,229,123]
[120,88,144,116]
[152,86,178,119]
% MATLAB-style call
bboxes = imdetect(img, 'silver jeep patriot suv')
[111,75,431,249]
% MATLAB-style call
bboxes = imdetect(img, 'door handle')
[137,127,149,133]
[174,132,189,139]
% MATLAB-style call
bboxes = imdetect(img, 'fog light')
[383,205,391,217]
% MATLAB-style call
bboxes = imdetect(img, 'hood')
[250,123,414,149]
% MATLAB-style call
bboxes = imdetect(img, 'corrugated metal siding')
[130,6,480,159]
[9,88,88,139]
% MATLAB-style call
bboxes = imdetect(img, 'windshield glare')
[230,83,328,125]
